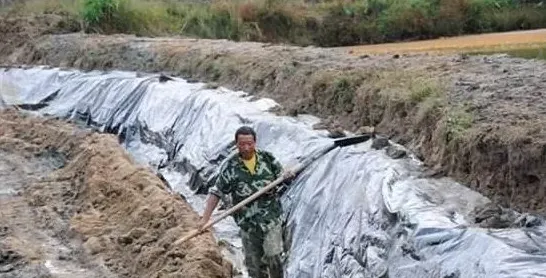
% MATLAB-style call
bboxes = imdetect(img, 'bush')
[432,0,469,36]
[485,6,546,31]
[82,0,122,32]
[180,5,239,40]
[18,0,546,46]
[256,9,295,42]
[378,0,436,41]
[311,0,546,46]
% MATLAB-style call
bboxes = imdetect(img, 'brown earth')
[343,28,546,55]
[1,14,546,216]
[0,14,79,60]
[0,109,232,278]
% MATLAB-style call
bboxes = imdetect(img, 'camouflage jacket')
[209,149,284,232]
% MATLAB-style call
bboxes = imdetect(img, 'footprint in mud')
[0,226,8,237]
[0,248,24,273]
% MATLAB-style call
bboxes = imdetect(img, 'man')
[199,126,293,278]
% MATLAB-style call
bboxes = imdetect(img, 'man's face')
[236,134,256,159]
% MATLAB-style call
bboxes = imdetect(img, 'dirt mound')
[0,14,79,63]
[0,109,232,277]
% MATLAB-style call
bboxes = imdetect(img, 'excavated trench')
[1,66,546,278]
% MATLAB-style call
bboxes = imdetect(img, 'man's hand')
[199,194,220,232]
[198,217,209,232]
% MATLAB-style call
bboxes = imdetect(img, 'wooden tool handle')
[174,163,304,245]
[174,134,373,245]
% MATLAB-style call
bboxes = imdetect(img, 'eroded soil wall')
[0,109,232,277]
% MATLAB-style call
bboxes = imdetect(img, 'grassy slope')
[3,0,546,47]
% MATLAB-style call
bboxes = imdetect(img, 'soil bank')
[0,109,232,277]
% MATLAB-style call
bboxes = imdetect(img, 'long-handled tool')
[174,133,372,245]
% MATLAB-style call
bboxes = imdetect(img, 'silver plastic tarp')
[1,66,545,278]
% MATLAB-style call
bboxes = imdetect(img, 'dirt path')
[343,28,546,55]
[0,109,232,278]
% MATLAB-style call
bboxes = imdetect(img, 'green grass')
[5,0,546,47]
[470,45,546,60]
[409,78,442,103]
[445,106,473,143]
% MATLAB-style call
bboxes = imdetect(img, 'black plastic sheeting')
[2,66,546,278]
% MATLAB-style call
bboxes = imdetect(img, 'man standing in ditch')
[199,126,293,278]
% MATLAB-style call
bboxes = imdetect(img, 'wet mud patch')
[0,109,232,277]
[0,147,109,278]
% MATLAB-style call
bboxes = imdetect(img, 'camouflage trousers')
[240,221,284,278]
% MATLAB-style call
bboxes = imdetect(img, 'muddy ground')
[0,14,545,216]
[0,109,232,277]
